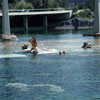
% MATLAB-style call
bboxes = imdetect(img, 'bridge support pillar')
[1,0,18,40]
[2,0,10,35]
[43,16,48,29]
[94,0,100,33]
[24,16,28,33]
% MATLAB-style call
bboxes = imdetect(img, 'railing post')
[43,15,48,30]
[24,16,28,33]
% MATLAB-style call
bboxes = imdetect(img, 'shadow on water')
[5,28,93,35]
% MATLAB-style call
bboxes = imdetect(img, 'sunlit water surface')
[0,29,100,100]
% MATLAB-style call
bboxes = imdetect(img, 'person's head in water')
[32,37,36,41]
[32,37,35,39]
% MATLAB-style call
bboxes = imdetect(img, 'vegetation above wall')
[0,0,95,12]
[85,0,95,11]
[72,6,94,19]
[0,0,68,10]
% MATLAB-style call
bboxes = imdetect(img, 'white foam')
[38,48,58,54]
[14,48,31,53]
[6,83,28,87]
[32,84,64,92]
[0,54,27,59]
[5,83,29,91]
[5,83,64,93]
[15,48,58,54]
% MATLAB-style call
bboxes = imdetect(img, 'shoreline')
[54,26,93,30]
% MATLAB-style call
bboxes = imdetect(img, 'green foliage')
[48,0,59,8]
[79,10,90,18]
[1,0,96,11]
[15,0,34,9]
[85,0,95,11]
[8,0,68,9]
[72,10,94,19]
[9,3,16,9]
[73,6,79,14]
[34,0,42,8]
[24,2,34,9]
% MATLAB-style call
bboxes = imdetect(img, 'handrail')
[9,8,70,12]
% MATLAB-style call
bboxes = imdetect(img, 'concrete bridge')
[0,10,72,16]
[0,10,72,32]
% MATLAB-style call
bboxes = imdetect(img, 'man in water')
[29,37,38,53]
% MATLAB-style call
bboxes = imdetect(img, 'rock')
[0,34,18,41]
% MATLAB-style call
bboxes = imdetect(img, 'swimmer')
[82,42,92,49]
[59,50,67,56]
[21,44,28,50]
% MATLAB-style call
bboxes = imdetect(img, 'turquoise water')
[0,29,100,100]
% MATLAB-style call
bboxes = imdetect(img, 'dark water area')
[0,29,100,100]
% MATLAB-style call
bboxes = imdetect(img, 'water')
[0,29,100,100]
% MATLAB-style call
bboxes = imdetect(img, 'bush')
[78,10,93,19]
[72,9,94,19]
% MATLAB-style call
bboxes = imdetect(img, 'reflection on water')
[0,29,100,100]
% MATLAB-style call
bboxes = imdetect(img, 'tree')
[86,0,95,11]
[1,0,69,10]
[15,0,34,9]
[25,0,43,9]
[9,0,16,3]
[73,6,79,14]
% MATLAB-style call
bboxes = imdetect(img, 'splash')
[15,48,58,54]
[38,48,58,54]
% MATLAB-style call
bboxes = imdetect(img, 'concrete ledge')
[83,33,100,36]
[0,34,18,41]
